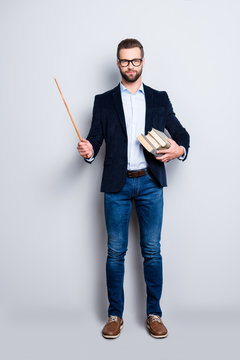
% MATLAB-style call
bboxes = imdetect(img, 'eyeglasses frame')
[118,58,143,67]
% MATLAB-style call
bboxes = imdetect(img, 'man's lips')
[127,71,136,74]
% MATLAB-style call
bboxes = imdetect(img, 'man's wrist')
[178,146,184,157]
[178,146,186,160]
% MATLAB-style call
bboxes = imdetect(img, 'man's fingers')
[159,157,169,163]
[156,156,166,161]
[77,143,89,149]
[156,149,170,154]
[77,140,92,158]
[76,139,93,159]
[156,154,169,161]
[78,139,88,146]
[78,149,89,156]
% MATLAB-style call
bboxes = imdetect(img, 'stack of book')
[138,128,171,156]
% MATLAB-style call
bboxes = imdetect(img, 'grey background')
[0,0,240,359]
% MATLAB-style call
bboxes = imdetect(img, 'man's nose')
[128,62,134,69]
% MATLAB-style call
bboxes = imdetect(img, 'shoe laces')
[108,315,118,323]
[149,314,162,323]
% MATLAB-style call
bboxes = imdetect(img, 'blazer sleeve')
[84,95,104,164]
[164,92,190,161]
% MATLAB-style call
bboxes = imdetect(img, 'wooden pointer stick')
[54,78,91,158]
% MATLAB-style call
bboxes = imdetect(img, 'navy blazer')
[85,83,190,193]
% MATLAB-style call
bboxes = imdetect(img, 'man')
[77,38,190,339]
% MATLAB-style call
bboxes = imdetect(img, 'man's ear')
[116,59,120,69]
[142,57,145,66]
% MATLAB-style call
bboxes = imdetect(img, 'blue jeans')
[104,168,164,319]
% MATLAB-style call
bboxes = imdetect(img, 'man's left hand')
[155,137,184,163]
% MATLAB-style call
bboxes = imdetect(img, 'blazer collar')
[143,83,153,133]
[112,83,127,136]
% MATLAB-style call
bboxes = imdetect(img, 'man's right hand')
[77,139,93,159]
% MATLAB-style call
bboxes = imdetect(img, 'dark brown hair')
[117,38,144,59]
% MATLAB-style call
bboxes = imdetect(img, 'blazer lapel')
[143,83,153,134]
[112,83,127,137]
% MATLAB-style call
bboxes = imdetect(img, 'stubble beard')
[120,67,143,83]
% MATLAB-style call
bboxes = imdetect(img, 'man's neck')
[121,77,143,94]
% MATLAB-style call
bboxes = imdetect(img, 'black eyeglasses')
[118,58,143,67]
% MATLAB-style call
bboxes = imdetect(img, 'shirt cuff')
[178,146,186,160]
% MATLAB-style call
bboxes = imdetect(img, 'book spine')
[149,131,166,147]
[143,135,155,149]
[147,132,163,148]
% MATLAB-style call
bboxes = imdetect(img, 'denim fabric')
[104,168,164,318]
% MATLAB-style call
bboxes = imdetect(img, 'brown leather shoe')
[102,315,124,339]
[146,314,168,338]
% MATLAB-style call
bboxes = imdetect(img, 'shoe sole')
[146,323,168,338]
[102,324,124,339]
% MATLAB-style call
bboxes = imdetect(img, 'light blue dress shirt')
[120,82,148,170]
[85,82,186,164]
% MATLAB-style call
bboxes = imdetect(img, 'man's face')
[117,47,145,83]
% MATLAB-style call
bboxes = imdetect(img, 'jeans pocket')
[146,172,154,181]
[145,171,162,188]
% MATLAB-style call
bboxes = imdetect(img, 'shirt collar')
[120,82,144,94]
